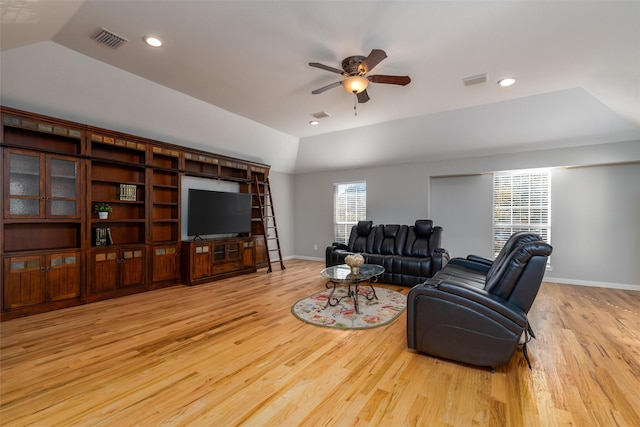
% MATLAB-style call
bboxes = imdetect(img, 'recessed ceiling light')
[309,120,319,125]
[498,77,516,87]
[144,36,162,47]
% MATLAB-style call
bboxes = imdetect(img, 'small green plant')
[94,203,112,213]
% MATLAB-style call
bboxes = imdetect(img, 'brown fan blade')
[309,62,344,75]
[356,89,370,103]
[367,75,411,86]
[359,49,387,74]
[311,81,341,94]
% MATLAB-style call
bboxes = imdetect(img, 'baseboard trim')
[292,255,324,262]
[544,276,640,291]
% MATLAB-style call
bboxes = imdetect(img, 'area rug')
[291,286,406,330]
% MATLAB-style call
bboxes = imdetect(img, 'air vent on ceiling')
[93,27,129,49]
[311,111,331,119]
[462,73,488,86]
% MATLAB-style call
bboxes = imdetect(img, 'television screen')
[187,189,252,237]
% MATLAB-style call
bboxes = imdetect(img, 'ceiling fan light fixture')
[342,75,369,94]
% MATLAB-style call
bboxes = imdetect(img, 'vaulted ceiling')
[1,1,639,172]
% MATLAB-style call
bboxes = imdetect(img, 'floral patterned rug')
[291,286,407,330]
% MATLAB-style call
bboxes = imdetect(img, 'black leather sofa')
[406,232,552,369]
[325,220,449,286]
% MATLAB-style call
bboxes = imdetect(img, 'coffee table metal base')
[324,278,379,314]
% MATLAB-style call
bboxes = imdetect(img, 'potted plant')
[94,203,112,219]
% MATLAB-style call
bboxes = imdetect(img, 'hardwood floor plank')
[1,260,639,426]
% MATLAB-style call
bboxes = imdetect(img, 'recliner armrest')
[431,248,450,274]
[448,257,491,273]
[466,254,493,266]
[331,242,349,250]
[325,244,349,267]
[412,280,527,328]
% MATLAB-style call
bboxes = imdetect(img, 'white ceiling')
[1,0,639,171]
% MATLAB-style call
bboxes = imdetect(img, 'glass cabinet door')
[4,150,80,218]
[47,156,80,218]
[228,242,241,259]
[213,244,226,261]
[5,150,44,218]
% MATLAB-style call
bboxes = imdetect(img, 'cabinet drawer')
[212,260,243,275]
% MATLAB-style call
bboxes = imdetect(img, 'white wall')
[430,174,493,258]
[547,164,640,288]
[293,141,640,289]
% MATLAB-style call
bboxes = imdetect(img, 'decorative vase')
[98,212,108,219]
[345,253,364,275]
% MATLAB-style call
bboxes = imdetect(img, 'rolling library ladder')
[254,176,285,273]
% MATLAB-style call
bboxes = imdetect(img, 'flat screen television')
[187,189,252,238]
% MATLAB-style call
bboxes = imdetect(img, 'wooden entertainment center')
[1,107,271,320]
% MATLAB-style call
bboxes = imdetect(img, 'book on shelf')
[93,227,113,246]
[119,183,137,201]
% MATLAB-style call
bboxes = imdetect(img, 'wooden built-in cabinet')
[89,246,146,299]
[150,243,181,285]
[147,146,181,286]
[253,235,267,269]
[1,110,85,318]
[3,251,81,310]
[149,146,180,244]
[89,131,147,247]
[1,106,270,320]
[181,237,256,286]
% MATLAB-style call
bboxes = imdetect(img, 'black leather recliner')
[406,233,552,368]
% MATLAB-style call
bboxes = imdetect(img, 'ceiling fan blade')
[360,49,387,74]
[367,75,411,86]
[309,62,344,74]
[311,81,341,94]
[356,89,370,103]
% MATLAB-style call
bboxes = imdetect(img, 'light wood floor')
[1,259,639,426]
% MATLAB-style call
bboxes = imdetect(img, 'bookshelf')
[1,106,270,319]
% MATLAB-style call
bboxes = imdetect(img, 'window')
[333,181,366,244]
[493,169,551,257]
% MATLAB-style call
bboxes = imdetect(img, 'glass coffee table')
[320,264,385,314]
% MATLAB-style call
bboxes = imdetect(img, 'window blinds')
[493,169,551,258]
[333,181,366,244]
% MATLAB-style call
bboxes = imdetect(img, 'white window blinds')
[493,169,551,258]
[333,181,366,244]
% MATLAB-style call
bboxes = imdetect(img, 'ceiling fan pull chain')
[353,92,358,116]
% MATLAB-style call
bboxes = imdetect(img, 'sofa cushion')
[396,256,432,279]
[371,225,407,255]
[414,219,433,236]
[348,220,373,253]
[404,221,433,257]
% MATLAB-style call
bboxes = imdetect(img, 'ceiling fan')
[309,49,411,104]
